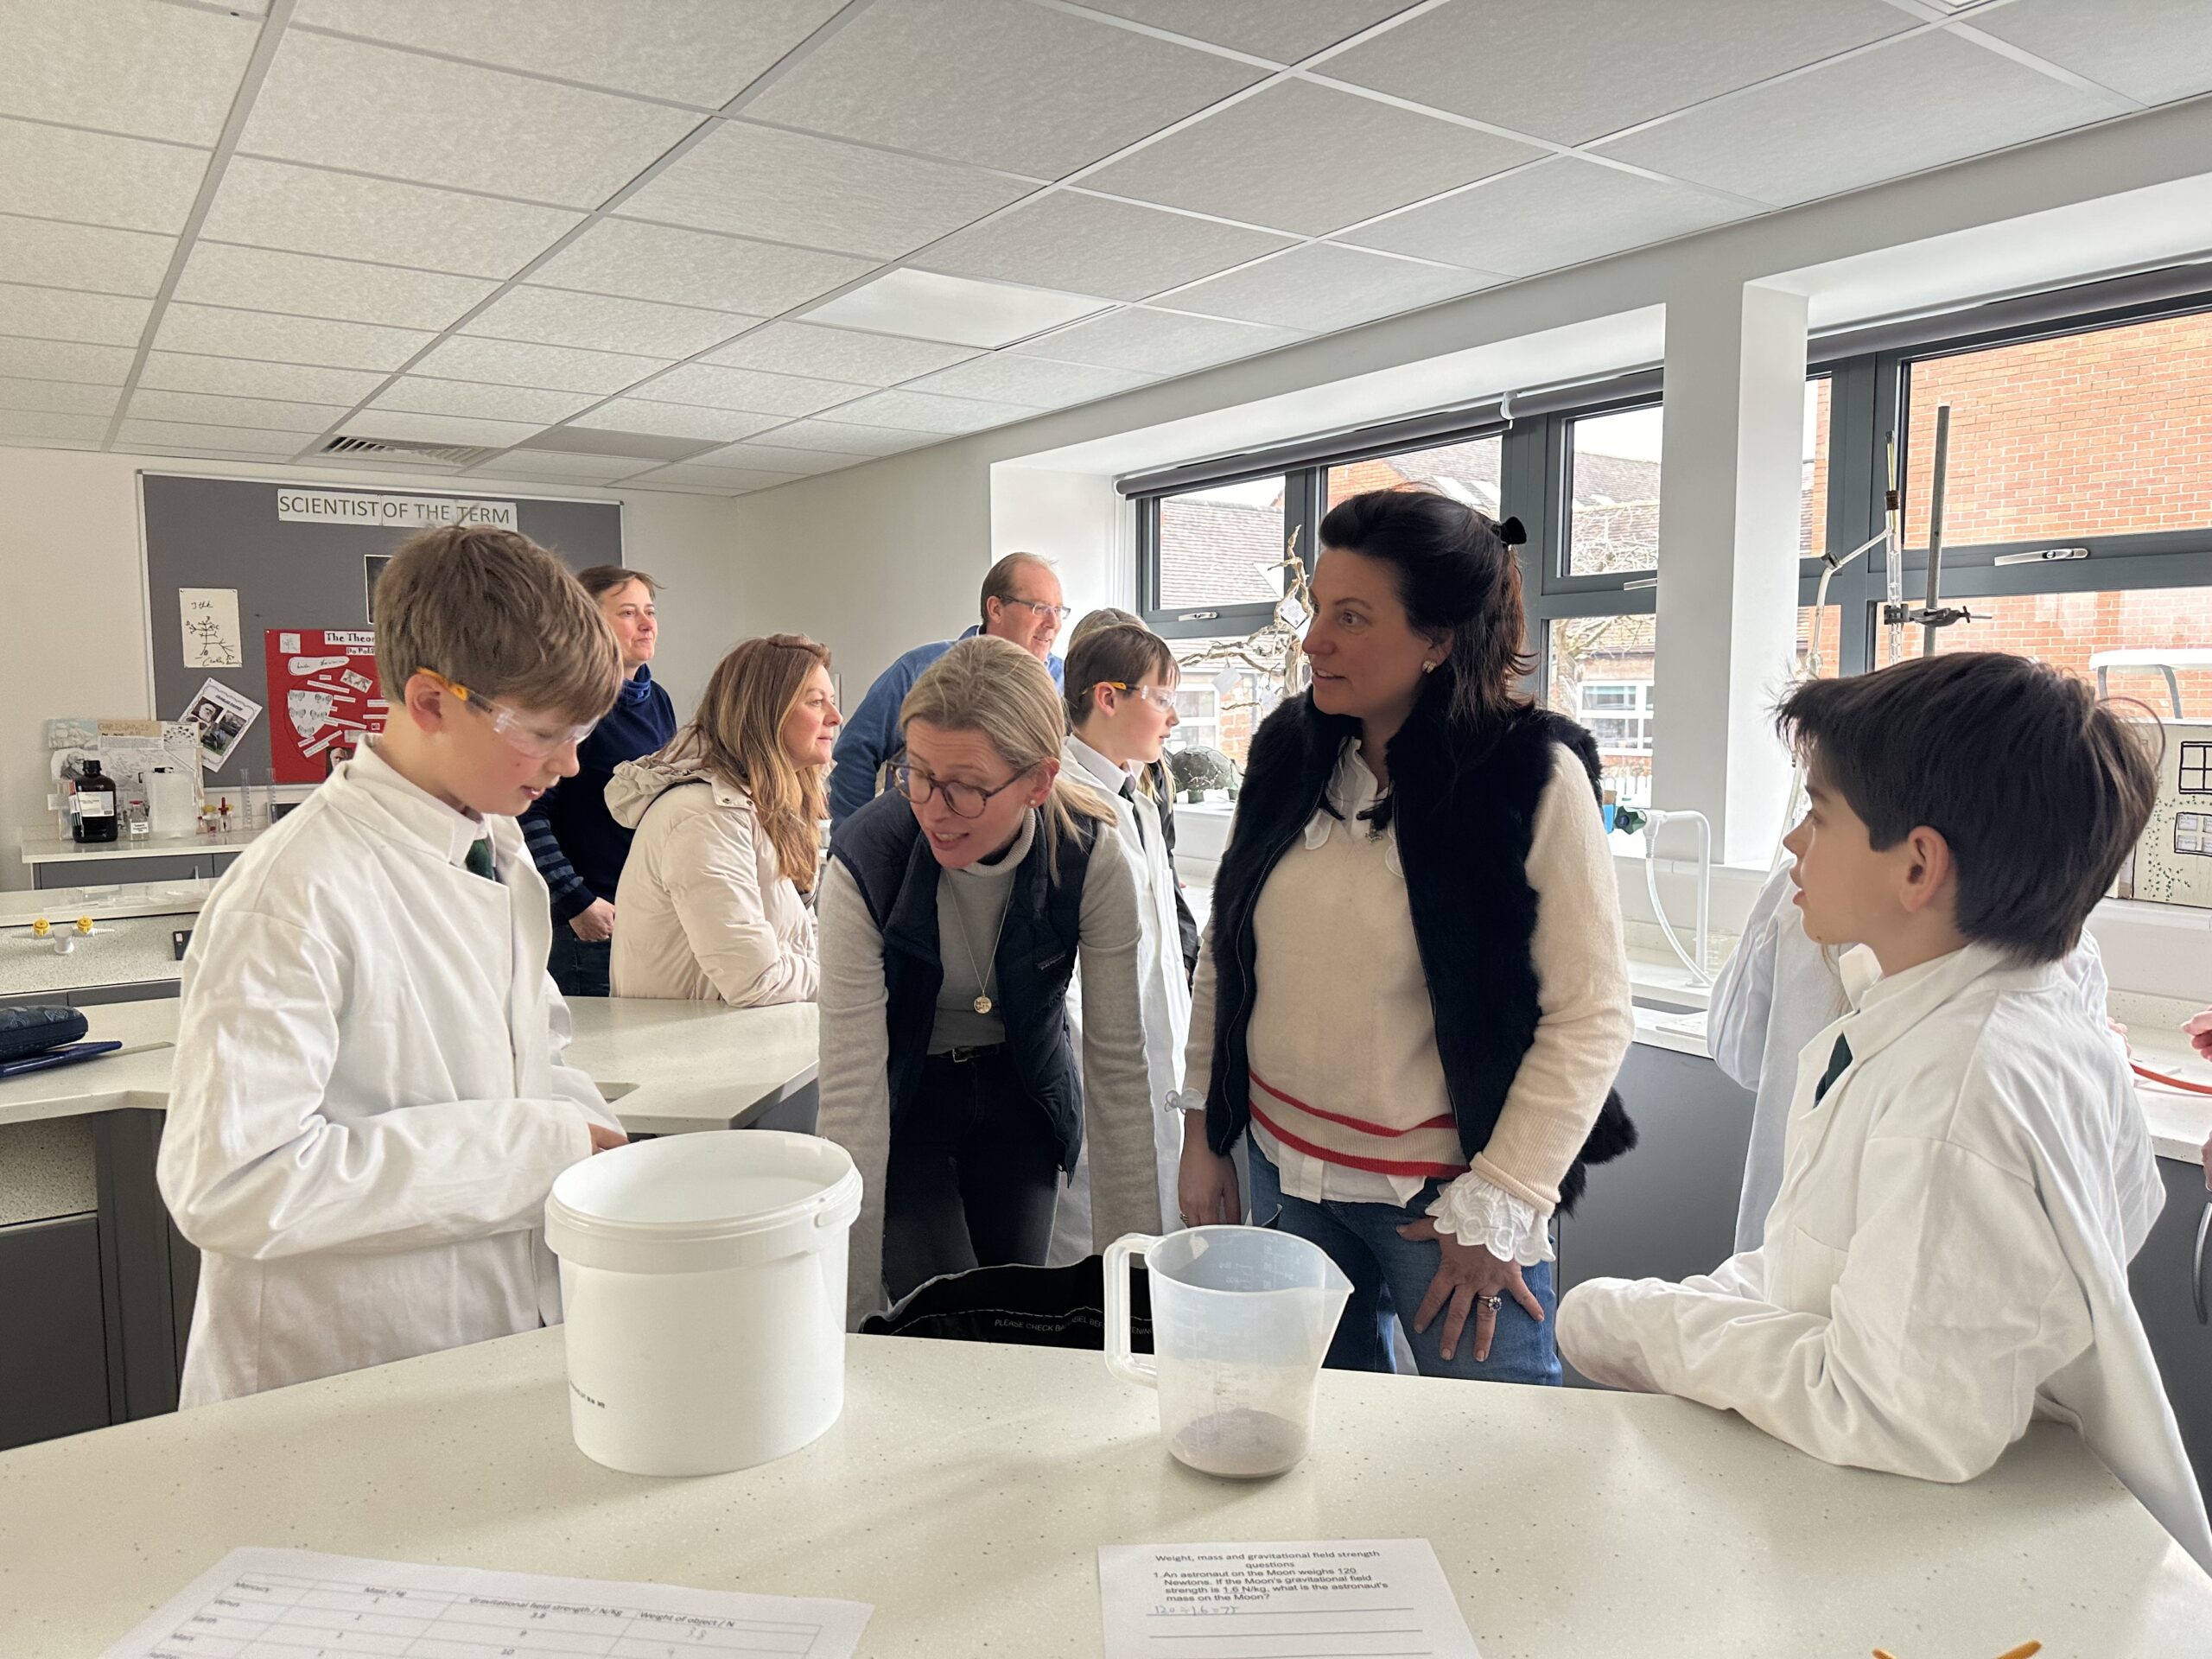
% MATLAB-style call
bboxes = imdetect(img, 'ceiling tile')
[0,118,208,234]
[463,286,760,359]
[1972,0,2212,105]
[634,362,870,417]
[1166,245,1490,333]
[175,243,497,330]
[702,321,978,385]
[409,334,671,394]
[0,215,173,297]
[819,388,1039,434]
[621,121,1033,260]
[1598,29,2130,208]
[1324,0,1913,146]
[153,303,433,371]
[1342,157,1745,276]
[745,0,1264,175]
[802,268,1112,347]
[293,0,847,106]
[1077,0,1419,60]
[0,376,118,416]
[340,410,549,448]
[0,410,110,442]
[0,0,260,144]
[467,451,655,484]
[687,440,862,475]
[621,477,752,495]
[624,462,804,492]
[0,337,136,384]
[533,219,873,315]
[576,398,791,442]
[115,420,311,456]
[520,427,721,461]
[754,416,939,455]
[238,31,702,209]
[368,378,603,424]
[130,387,352,432]
[0,283,152,347]
[902,353,1154,408]
[1085,79,1542,236]
[1009,305,1302,374]
[139,352,387,405]
[917,192,1293,302]
[200,158,583,278]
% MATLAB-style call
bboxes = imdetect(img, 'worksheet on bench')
[102,1546,873,1658]
[1097,1538,1480,1658]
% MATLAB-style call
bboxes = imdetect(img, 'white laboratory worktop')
[2,1328,2207,1656]
[0,995,817,1136]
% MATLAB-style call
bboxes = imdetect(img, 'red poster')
[264,628,388,783]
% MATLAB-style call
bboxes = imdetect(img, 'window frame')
[1804,290,2212,677]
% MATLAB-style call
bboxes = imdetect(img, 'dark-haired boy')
[1558,652,2211,1572]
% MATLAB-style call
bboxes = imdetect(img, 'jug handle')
[1103,1232,1160,1389]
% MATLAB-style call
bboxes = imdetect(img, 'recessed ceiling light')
[799,268,1114,349]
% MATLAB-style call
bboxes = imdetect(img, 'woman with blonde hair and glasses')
[606,634,838,1007]
[818,634,1161,1325]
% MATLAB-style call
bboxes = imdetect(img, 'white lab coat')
[1561,943,2212,1573]
[1047,736,1190,1262]
[159,745,621,1407]
[1715,861,2116,1252]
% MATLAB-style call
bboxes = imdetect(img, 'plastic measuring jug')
[1103,1226,1351,1478]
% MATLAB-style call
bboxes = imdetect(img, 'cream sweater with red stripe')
[1185,741,1632,1225]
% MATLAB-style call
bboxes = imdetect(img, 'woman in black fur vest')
[1173,489,1637,1384]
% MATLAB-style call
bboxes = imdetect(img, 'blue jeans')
[1249,1142,1560,1386]
[548,930,610,999]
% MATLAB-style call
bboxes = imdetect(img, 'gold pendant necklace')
[952,880,1014,1016]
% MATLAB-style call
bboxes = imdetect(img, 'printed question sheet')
[1098,1538,1480,1658]
[102,1546,872,1658]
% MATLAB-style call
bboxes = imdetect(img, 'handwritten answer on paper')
[1097,1538,1480,1659]
[100,1547,873,1659]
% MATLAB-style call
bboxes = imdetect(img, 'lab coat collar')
[1842,941,2058,1071]
[1064,734,1134,796]
[346,741,501,868]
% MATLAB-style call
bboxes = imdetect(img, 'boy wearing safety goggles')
[160,526,628,1406]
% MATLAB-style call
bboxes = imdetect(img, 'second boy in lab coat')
[1560,652,2212,1573]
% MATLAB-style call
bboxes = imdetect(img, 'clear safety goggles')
[417,669,596,759]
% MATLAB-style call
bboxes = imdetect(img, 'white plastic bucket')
[544,1130,861,1477]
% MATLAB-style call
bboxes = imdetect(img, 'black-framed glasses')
[1001,597,1072,624]
[890,761,1035,819]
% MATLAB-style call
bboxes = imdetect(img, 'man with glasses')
[828,552,1069,828]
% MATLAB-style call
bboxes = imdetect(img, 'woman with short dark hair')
[1176,489,1637,1383]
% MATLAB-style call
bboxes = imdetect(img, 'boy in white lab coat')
[1558,652,2212,1573]
[1048,623,1192,1260]
[160,527,630,1406]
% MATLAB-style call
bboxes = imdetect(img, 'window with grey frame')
[1801,277,2212,714]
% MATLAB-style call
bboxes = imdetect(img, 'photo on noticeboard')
[365,554,391,625]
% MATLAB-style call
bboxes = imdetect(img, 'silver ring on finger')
[1479,1294,1504,1312]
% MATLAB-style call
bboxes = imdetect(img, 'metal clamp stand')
[1882,404,1980,650]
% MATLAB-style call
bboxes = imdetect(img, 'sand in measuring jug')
[544,1131,861,1478]
[1105,1227,1351,1479]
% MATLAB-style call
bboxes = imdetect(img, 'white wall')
[989,465,1131,624]
[0,444,747,888]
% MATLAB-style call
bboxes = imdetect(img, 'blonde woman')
[818,635,1160,1325]
[606,635,838,1007]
